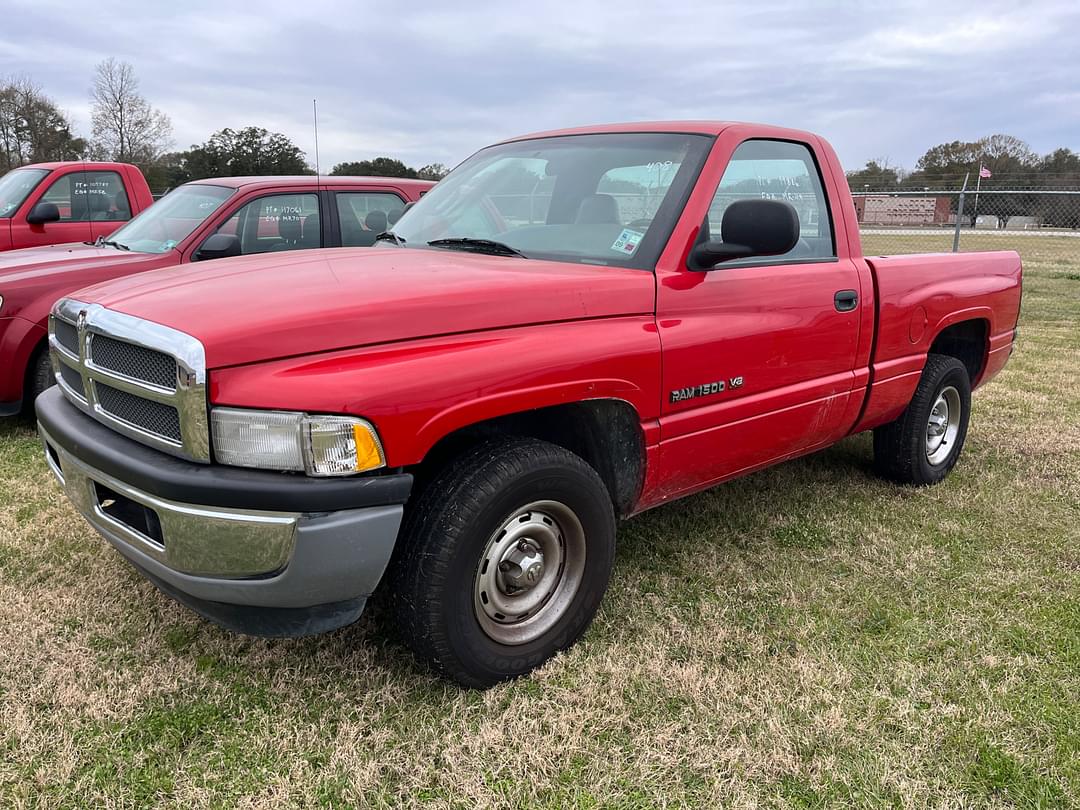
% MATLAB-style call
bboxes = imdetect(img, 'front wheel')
[390,438,616,688]
[873,353,971,486]
[24,348,55,414]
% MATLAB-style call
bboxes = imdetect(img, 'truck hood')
[74,246,656,368]
[0,242,158,285]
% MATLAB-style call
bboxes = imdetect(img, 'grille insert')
[91,334,177,390]
[49,300,209,461]
[54,318,79,354]
[58,363,86,399]
[96,383,182,443]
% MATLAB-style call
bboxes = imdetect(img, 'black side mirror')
[194,233,241,261]
[26,202,61,225]
[690,198,800,270]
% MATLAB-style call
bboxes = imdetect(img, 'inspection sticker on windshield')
[611,228,644,255]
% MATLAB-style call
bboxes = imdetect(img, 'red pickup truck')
[0,161,155,251]
[0,174,433,415]
[36,122,1021,687]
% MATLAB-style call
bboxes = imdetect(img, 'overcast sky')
[3,0,1078,172]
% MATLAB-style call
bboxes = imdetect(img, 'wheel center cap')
[498,540,545,594]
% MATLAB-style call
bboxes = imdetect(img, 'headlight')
[210,408,385,476]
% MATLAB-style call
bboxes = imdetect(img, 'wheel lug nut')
[518,540,530,552]
[499,561,512,572]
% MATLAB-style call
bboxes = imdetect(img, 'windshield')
[390,132,713,269]
[0,168,49,218]
[106,184,235,254]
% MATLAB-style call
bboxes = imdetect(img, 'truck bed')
[854,250,1022,432]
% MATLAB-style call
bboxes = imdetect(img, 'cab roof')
[18,161,140,171]
[188,176,436,191]
[500,120,819,144]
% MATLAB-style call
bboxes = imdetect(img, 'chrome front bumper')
[41,423,299,578]
[38,434,404,636]
[36,386,409,635]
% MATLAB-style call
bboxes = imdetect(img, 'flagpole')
[973,170,982,225]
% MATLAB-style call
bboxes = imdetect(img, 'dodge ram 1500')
[36,122,1021,687]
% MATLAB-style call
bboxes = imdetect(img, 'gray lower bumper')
[40,424,404,632]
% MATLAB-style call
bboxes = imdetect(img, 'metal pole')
[972,171,982,225]
[953,172,969,253]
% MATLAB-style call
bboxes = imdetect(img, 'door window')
[335,192,405,246]
[211,193,321,255]
[707,140,835,260]
[40,171,130,222]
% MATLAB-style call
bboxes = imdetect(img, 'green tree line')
[847,135,1080,228]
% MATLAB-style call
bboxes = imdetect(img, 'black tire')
[873,353,971,486]
[24,347,54,414]
[390,438,616,688]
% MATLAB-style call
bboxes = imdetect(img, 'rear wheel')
[872,353,971,486]
[390,438,615,688]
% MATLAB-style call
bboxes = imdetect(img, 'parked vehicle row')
[0,174,432,415]
[15,121,1023,687]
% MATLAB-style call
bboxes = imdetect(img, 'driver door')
[13,170,94,247]
[655,137,863,496]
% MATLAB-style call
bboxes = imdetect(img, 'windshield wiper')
[427,238,527,258]
[375,231,406,246]
[96,237,130,251]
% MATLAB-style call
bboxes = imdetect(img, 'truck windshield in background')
[0,168,49,218]
[390,132,713,269]
[105,184,235,253]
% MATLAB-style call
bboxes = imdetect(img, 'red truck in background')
[36,122,1022,687]
[0,162,155,251]
[0,174,433,415]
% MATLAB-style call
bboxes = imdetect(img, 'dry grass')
[0,245,1076,807]
[861,230,1080,278]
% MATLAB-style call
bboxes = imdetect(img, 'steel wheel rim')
[925,385,961,465]
[473,500,587,645]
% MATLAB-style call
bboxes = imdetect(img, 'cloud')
[2,0,1078,173]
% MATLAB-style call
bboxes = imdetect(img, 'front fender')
[209,317,662,467]
[0,316,47,406]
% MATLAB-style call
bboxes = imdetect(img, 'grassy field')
[861,231,1080,278]
[0,238,1077,808]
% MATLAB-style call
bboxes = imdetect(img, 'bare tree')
[90,58,172,166]
[0,75,86,171]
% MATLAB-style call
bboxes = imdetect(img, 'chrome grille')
[53,318,79,354]
[57,362,86,400]
[48,299,210,462]
[90,334,177,390]
[96,383,182,442]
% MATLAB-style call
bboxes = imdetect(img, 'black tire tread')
[389,438,613,687]
[24,346,53,414]
[872,353,970,485]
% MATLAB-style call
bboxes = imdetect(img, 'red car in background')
[0,162,155,251]
[0,174,433,414]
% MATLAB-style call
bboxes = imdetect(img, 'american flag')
[979,165,992,179]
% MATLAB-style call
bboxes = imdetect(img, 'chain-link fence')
[852,189,1080,275]
[473,188,1080,275]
